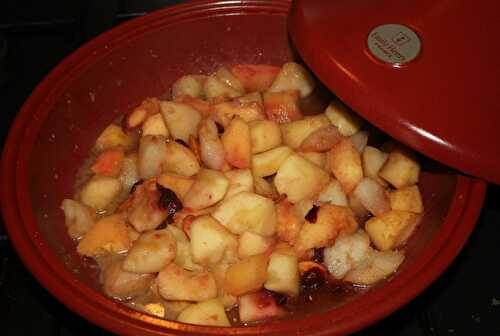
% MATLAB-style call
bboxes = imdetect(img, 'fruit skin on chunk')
[183,169,230,210]
[238,290,286,323]
[263,90,303,124]
[177,299,230,327]
[264,252,300,296]
[379,147,420,189]
[365,210,421,251]
[274,154,330,203]
[324,99,363,136]
[221,117,251,168]
[157,263,217,302]
[212,191,277,236]
[223,253,269,296]
[230,64,280,92]
[280,114,331,149]
[249,119,282,154]
[329,138,363,194]
[189,215,238,265]
[269,62,316,98]
[389,185,424,213]
[252,146,293,178]
[77,214,130,257]
[294,204,358,258]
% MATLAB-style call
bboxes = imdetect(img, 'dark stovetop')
[0,1,499,335]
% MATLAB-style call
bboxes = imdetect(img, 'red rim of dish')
[0,1,486,335]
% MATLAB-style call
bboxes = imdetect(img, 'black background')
[0,1,499,335]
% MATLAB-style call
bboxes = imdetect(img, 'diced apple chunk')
[163,141,201,177]
[352,177,391,216]
[177,299,230,327]
[61,199,96,239]
[263,90,303,123]
[324,99,363,136]
[389,185,424,213]
[216,66,245,94]
[141,113,169,137]
[230,64,280,92]
[95,123,136,152]
[275,197,303,244]
[297,151,327,169]
[91,147,125,177]
[318,179,348,207]
[167,226,203,272]
[160,101,202,143]
[264,252,299,296]
[189,215,238,265]
[274,154,330,203]
[238,290,286,323]
[362,146,389,187]
[249,120,282,154]
[119,153,139,193]
[365,210,421,251]
[254,176,279,199]
[351,130,369,153]
[204,76,241,99]
[212,191,277,236]
[157,173,194,199]
[157,263,217,302]
[281,114,331,149]
[210,100,266,127]
[183,169,230,210]
[238,231,274,258]
[122,229,177,273]
[102,259,155,300]
[221,117,251,168]
[163,301,193,320]
[269,62,315,97]
[125,97,160,129]
[299,125,342,152]
[126,180,168,232]
[224,169,254,199]
[379,148,420,189]
[224,254,269,296]
[137,135,168,179]
[77,214,130,257]
[329,138,363,194]
[172,75,206,99]
[294,204,358,258]
[79,176,122,210]
[344,250,405,286]
[252,146,293,178]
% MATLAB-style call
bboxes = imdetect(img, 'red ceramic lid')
[289,0,500,184]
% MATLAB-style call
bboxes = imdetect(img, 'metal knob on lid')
[289,0,500,184]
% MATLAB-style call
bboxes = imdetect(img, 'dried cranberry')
[157,184,183,218]
[305,205,319,223]
[175,139,188,147]
[130,179,144,194]
[215,122,224,134]
[301,268,325,291]
[313,248,324,263]
[266,290,288,306]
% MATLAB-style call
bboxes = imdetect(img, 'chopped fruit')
[344,250,405,286]
[122,229,177,273]
[188,135,202,163]
[294,204,358,258]
[221,117,251,168]
[125,97,160,129]
[238,290,286,323]
[157,184,183,221]
[210,100,266,127]
[177,299,230,327]
[329,138,363,194]
[264,252,300,296]
[91,147,125,177]
[167,226,203,272]
[276,197,303,244]
[352,177,391,216]
[299,125,343,152]
[212,191,277,236]
[230,64,280,92]
[189,215,238,265]
[297,151,327,168]
[362,146,389,187]
[172,75,207,99]
[263,90,303,123]
[254,176,279,199]
[324,99,363,136]
[198,118,226,170]
[252,146,293,178]
[274,154,330,203]
[77,214,130,257]
[160,101,202,143]
[102,259,155,300]
[379,147,420,189]
[94,123,136,152]
[365,210,421,251]
[142,113,169,137]
[351,130,369,153]
[137,135,168,179]
[60,199,96,239]
[157,263,217,302]
[183,169,230,210]
[163,301,192,320]
[79,175,122,210]
[224,169,254,199]
[269,62,316,97]
[238,231,274,258]
[163,140,201,177]
[249,119,282,154]
[318,179,348,207]
[281,114,331,149]
[127,180,168,232]
[389,185,424,213]
[174,95,210,117]
[348,193,371,222]
[216,66,245,94]
[204,76,241,99]
[119,153,140,193]
[224,253,269,296]
[157,173,194,199]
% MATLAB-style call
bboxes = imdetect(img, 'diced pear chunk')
[379,148,420,189]
[238,290,286,323]
[280,114,331,149]
[238,231,274,258]
[61,199,96,239]
[79,176,122,210]
[230,64,280,92]
[119,153,139,193]
[263,90,303,123]
[95,124,136,152]
[177,299,230,327]
[254,176,279,199]
[324,99,363,136]
[252,146,293,178]
[224,169,254,199]
[269,62,316,97]
[362,146,389,187]
[204,76,241,99]
[274,154,330,203]
[351,130,369,153]
[157,173,194,199]
[329,138,363,194]
[318,179,348,207]
[299,125,342,152]
[221,117,251,168]
[102,259,154,300]
[160,101,202,143]
[352,177,391,216]
[167,226,203,272]
[137,135,168,179]
[249,119,282,154]
[297,151,327,168]
[224,254,269,296]
[216,66,245,94]
[172,74,206,99]
[389,185,424,213]
[163,141,201,177]
[141,113,169,137]
[275,197,303,244]
[365,210,421,251]
[344,250,405,285]
[183,169,229,210]
[212,191,277,236]
[264,252,299,296]
[77,214,130,257]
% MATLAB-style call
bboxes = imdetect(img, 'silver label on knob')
[367,24,421,66]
